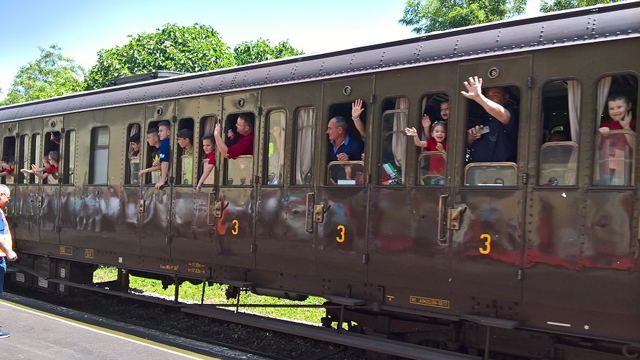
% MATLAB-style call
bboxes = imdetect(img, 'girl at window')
[405,121,447,175]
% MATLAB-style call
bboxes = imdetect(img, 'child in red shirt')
[405,121,447,175]
[196,134,216,193]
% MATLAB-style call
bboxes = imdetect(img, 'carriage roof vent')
[107,70,184,87]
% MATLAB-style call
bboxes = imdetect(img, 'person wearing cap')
[0,184,18,339]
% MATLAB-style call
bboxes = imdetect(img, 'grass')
[94,266,325,324]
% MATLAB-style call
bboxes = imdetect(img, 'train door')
[448,56,532,303]
[0,123,18,225]
[169,95,221,265]
[216,92,260,269]
[39,117,63,245]
[315,76,374,283]
[367,66,456,302]
[255,82,321,276]
[13,120,43,244]
[140,102,175,259]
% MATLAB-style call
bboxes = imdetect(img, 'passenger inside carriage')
[128,132,141,184]
[596,93,636,185]
[196,134,215,193]
[214,114,254,159]
[138,127,161,182]
[0,153,15,181]
[405,121,447,175]
[21,151,59,183]
[463,76,518,164]
[326,116,364,185]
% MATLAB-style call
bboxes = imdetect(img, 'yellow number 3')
[232,220,239,235]
[336,225,345,243]
[479,234,491,255]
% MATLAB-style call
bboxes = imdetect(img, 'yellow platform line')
[0,298,222,360]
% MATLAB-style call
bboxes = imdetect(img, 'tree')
[85,24,304,90]
[233,38,304,66]
[0,44,85,106]
[399,0,527,34]
[84,23,235,90]
[540,0,623,12]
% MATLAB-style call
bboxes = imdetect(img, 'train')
[1,2,640,358]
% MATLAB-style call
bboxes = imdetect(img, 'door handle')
[448,206,467,231]
[305,192,315,233]
[438,194,448,244]
[313,204,331,224]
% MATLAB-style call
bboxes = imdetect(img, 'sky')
[0,0,541,101]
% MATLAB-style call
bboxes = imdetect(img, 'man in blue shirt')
[463,76,519,163]
[0,184,17,339]
[155,121,171,190]
[327,116,363,162]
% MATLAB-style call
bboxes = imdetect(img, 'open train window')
[223,112,254,186]
[18,135,29,184]
[125,124,141,185]
[43,131,60,185]
[176,118,194,186]
[538,80,579,186]
[379,97,408,186]
[593,74,638,186]
[465,86,520,187]
[1,137,15,185]
[264,110,285,186]
[414,93,449,187]
[198,115,217,188]
[62,130,76,185]
[326,101,366,186]
[89,127,109,185]
[294,107,315,185]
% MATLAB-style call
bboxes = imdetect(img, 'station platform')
[0,292,267,360]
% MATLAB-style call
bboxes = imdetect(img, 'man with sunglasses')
[0,185,17,339]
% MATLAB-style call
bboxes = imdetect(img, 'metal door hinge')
[518,269,523,280]
[250,244,257,253]
[314,204,331,223]
[362,254,369,264]
[447,206,466,230]
[138,199,146,214]
[522,173,528,185]
[37,195,43,208]
[370,94,376,104]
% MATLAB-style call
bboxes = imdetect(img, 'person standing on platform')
[0,184,17,339]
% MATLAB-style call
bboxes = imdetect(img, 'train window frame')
[593,130,635,187]
[413,92,450,187]
[591,73,638,188]
[327,161,365,186]
[464,162,518,187]
[325,101,366,187]
[124,123,141,186]
[89,126,110,185]
[222,112,255,187]
[42,131,61,186]
[292,106,316,187]
[378,96,409,187]
[464,84,521,188]
[537,78,581,187]
[175,118,195,187]
[1,136,16,185]
[30,133,42,185]
[197,114,218,189]
[263,109,286,187]
[62,130,76,185]
[17,135,29,185]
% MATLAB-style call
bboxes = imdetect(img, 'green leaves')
[84,24,304,90]
[399,0,625,33]
[540,0,623,12]
[0,44,85,106]
[399,0,527,34]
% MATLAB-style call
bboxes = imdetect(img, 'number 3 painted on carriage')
[336,225,345,243]
[232,220,239,235]
[479,234,491,254]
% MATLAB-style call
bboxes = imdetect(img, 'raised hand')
[352,99,364,119]
[421,115,431,131]
[405,127,418,137]
[461,76,483,100]
[621,110,633,130]
[214,123,221,137]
